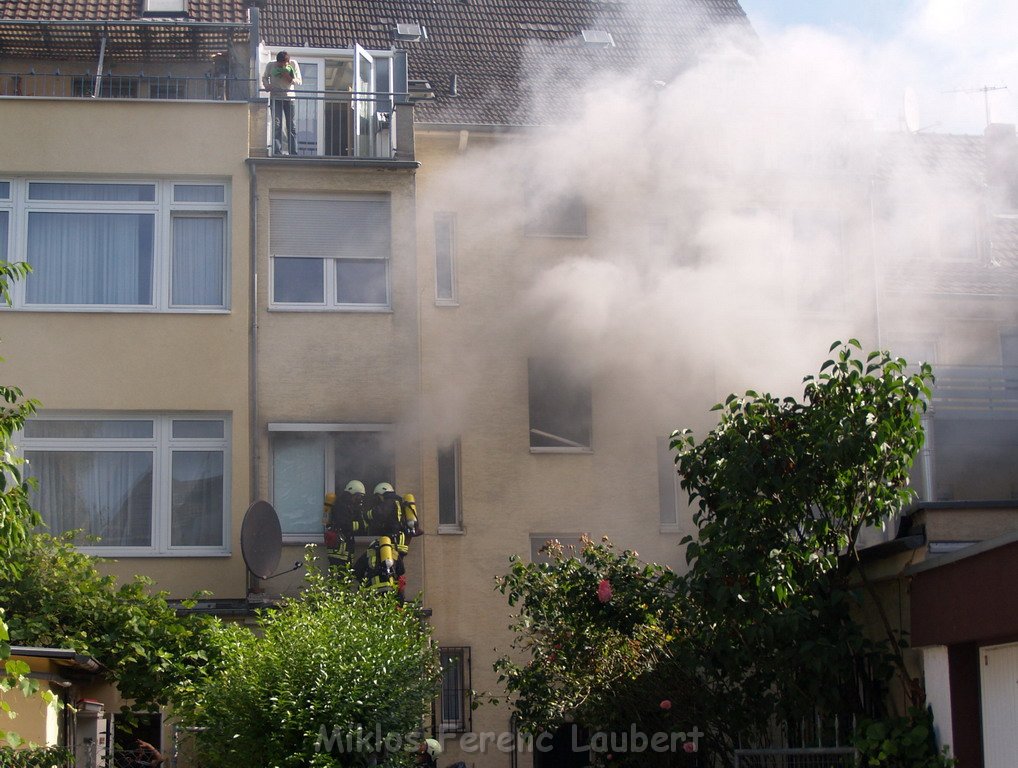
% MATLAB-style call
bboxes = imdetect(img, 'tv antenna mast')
[943,85,1008,127]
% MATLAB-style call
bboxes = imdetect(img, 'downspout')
[247,4,262,598]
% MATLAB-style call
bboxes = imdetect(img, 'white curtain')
[25,212,153,305]
[172,216,225,306]
[171,450,224,546]
[272,434,325,534]
[27,450,153,547]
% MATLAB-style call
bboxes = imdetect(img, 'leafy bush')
[0,533,214,717]
[854,708,956,768]
[177,555,440,768]
[0,745,71,768]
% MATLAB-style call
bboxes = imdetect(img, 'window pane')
[274,257,324,303]
[171,451,224,546]
[28,182,155,202]
[25,212,154,305]
[172,420,225,439]
[174,184,226,203]
[0,211,8,262]
[435,213,455,301]
[172,216,225,306]
[438,440,459,527]
[273,433,326,534]
[336,259,387,305]
[0,181,9,199]
[24,419,153,439]
[333,431,395,498]
[28,450,153,547]
[441,650,464,724]
[528,358,593,449]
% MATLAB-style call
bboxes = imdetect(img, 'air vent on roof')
[581,29,615,48]
[394,23,427,42]
[141,0,188,15]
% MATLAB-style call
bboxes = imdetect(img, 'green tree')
[176,556,440,768]
[0,532,215,720]
[497,342,937,767]
[0,259,39,747]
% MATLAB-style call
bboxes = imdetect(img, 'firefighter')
[352,535,405,595]
[415,738,442,768]
[323,480,366,570]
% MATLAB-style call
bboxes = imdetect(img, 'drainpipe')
[249,5,260,99]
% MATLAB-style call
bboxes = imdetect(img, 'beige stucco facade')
[0,97,252,598]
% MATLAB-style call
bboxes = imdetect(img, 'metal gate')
[734,747,858,768]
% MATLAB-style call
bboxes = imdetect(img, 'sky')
[737,0,1017,134]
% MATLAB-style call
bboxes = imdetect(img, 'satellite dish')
[903,87,920,134]
[241,500,283,579]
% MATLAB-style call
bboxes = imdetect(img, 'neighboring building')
[3,1,1018,767]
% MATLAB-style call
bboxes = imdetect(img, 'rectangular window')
[71,76,139,99]
[437,438,461,531]
[270,195,391,310]
[269,424,395,537]
[147,76,187,100]
[434,212,457,304]
[657,437,680,529]
[4,179,228,311]
[22,414,229,555]
[528,358,593,451]
[436,647,471,733]
[524,188,587,238]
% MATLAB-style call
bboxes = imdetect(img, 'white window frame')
[434,211,458,306]
[268,422,395,542]
[0,178,229,313]
[268,193,392,312]
[657,436,681,532]
[20,412,231,557]
[437,437,462,533]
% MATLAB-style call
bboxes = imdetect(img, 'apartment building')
[3,0,1018,765]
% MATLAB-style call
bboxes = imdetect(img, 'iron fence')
[734,747,859,768]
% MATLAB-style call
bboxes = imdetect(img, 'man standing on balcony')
[262,50,302,155]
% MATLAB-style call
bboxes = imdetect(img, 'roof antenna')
[942,85,1008,127]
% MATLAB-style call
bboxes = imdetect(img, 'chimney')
[985,123,1018,211]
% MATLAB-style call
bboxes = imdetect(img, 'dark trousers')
[271,97,296,155]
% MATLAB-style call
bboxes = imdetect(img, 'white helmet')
[344,480,365,495]
[374,482,394,496]
[423,738,442,759]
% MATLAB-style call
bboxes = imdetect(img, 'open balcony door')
[352,45,376,158]
[291,57,323,156]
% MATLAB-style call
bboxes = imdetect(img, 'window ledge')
[437,525,465,535]
[529,447,594,454]
[2,306,231,314]
[79,548,231,558]
[659,524,682,534]
[267,306,393,314]
[435,299,459,308]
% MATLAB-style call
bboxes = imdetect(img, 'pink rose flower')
[597,579,613,603]
[659,699,672,710]
[683,741,697,753]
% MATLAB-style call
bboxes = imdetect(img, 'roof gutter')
[8,646,102,673]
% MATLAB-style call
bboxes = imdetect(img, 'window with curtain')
[1,179,228,311]
[22,414,229,555]
[269,195,391,309]
[270,425,395,537]
[434,212,457,304]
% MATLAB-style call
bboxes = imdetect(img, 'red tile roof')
[1,0,249,23]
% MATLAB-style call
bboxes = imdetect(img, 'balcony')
[912,365,1018,502]
[256,90,415,162]
[0,70,254,101]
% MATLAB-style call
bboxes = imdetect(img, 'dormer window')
[393,23,426,42]
[141,0,188,16]
[581,29,615,48]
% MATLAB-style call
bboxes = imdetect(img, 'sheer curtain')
[172,216,225,306]
[27,450,153,547]
[273,433,325,534]
[171,450,224,546]
[25,212,153,305]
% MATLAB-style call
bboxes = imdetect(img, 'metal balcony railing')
[929,365,1018,414]
[262,90,400,160]
[0,71,254,101]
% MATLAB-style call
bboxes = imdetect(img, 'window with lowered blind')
[270,194,391,309]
